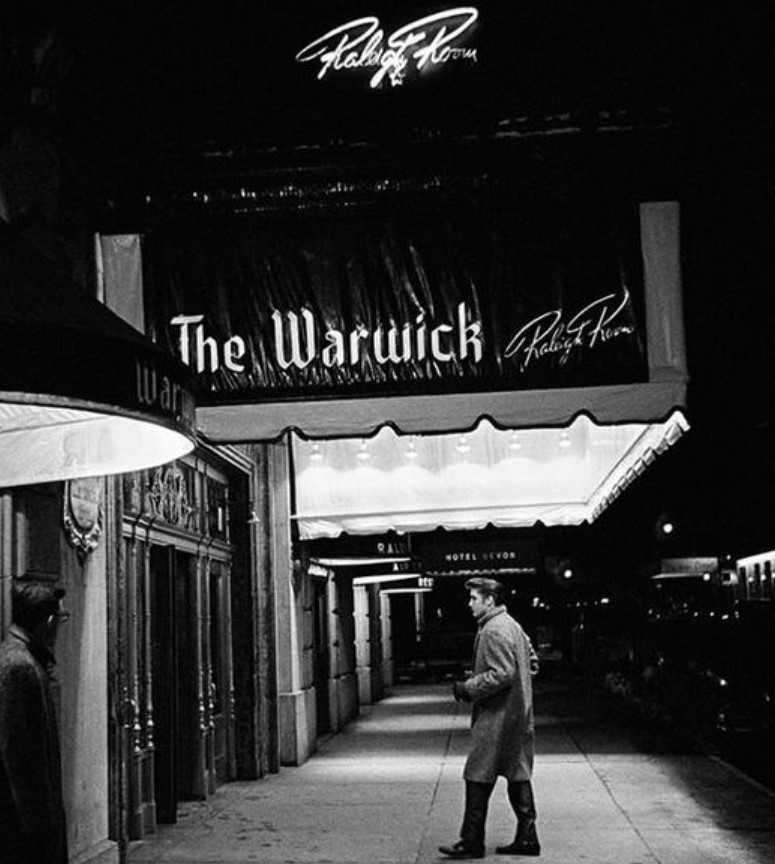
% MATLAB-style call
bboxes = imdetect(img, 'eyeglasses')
[48,611,71,624]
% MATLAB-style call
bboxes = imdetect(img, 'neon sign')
[295,7,479,88]
[170,303,484,374]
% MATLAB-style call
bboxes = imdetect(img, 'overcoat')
[0,624,68,864]
[460,606,534,783]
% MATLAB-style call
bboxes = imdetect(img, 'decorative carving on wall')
[63,478,103,561]
[144,464,196,529]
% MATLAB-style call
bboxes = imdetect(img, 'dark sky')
[13,1,765,155]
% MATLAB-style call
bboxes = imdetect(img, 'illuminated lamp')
[353,573,421,586]
[0,229,195,487]
[655,512,678,539]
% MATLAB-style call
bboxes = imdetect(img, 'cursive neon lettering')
[503,291,636,372]
[296,8,479,88]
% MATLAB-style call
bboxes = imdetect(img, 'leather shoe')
[495,840,540,856]
[439,840,485,858]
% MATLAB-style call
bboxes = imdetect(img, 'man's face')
[41,602,69,649]
[468,589,492,620]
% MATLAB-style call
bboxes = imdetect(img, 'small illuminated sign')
[296,7,479,88]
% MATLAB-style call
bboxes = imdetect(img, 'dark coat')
[0,625,68,864]
[460,607,535,783]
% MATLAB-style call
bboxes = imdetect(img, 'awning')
[0,229,196,487]
[198,201,688,539]
[292,410,689,538]
[196,202,687,441]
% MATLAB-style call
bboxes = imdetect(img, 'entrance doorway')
[208,561,234,783]
[312,577,331,736]
[150,546,199,823]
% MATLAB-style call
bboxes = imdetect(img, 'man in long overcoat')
[439,577,540,858]
[0,582,69,864]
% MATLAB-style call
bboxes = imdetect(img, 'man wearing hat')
[0,581,70,863]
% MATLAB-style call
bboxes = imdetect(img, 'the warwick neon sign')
[295,8,479,89]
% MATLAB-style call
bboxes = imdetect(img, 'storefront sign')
[169,289,639,391]
[134,357,195,426]
[147,198,648,404]
[660,557,718,575]
[296,8,479,88]
[504,291,636,373]
[419,538,539,574]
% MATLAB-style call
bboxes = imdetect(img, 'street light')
[655,512,679,540]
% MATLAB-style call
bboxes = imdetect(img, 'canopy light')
[291,411,689,539]
[311,556,412,567]
[0,229,195,487]
[651,573,712,581]
[353,573,422,586]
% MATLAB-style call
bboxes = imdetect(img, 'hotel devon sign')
[295,8,479,89]
[147,198,649,404]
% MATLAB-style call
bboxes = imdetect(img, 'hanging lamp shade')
[0,228,196,487]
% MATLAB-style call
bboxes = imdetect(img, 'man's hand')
[452,681,470,703]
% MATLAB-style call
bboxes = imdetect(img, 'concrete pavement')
[128,680,775,864]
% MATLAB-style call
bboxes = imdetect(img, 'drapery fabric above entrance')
[185,200,686,440]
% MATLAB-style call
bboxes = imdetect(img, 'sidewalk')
[128,681,775,864]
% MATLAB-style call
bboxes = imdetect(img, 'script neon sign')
[295,7,479,88]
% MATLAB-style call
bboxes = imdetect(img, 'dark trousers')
[460,780,495,849]
[507,780,539,842]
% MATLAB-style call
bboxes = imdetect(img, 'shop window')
[13,484,61,580]
[206,479,229,540]
[122,471,144,514]
[753,563,762,597]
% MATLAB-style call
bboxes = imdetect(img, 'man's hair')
[11,582,65,632]
[465,577,506,606]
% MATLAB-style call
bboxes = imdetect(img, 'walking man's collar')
[478,605,506,627]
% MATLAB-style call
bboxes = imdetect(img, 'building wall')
[380,592,394,691]
[329,572,358,732]
[59,520,115,864]
[354,584,386,705]
[737,550,775,601]
[269,440,318,767]
[1,482,118,864]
